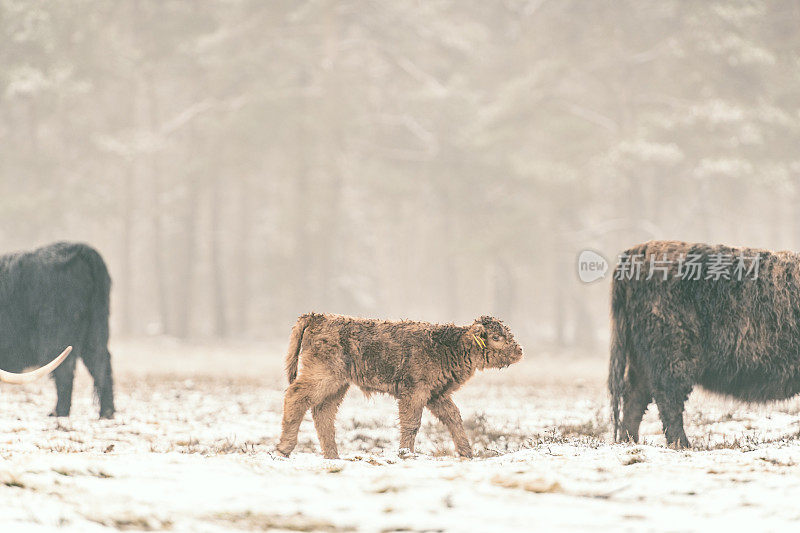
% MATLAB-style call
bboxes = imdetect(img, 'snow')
[2,340,800,531]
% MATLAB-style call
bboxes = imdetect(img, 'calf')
[276,313,523,459]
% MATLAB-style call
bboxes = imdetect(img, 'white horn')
[0,346,72,384]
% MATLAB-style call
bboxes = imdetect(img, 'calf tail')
[608,277,629,442]
[285,314,312,384]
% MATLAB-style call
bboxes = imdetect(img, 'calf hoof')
[398,448,416,459]
[99,409,115,420]
[323,452,340,460]
[49,409,69,418]
[275,445,292,458]
[457,448,473,459]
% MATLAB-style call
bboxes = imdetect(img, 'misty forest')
[6,2,800,531]
[4,1,799,350]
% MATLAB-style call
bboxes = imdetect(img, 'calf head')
[468,315,523,369]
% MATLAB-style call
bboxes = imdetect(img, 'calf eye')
[492,335,502,341]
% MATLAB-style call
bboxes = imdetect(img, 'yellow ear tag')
[472,334,486,349]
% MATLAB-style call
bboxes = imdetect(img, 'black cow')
[0,242,114,418]
[610,240,800,447]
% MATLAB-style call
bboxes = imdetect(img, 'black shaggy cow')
[0,242,114,418]
[609,240,798,448]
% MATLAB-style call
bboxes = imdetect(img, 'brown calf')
[276,313,523,459]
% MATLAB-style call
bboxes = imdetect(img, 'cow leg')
[277,378,341,457]
[652,384,692,448]
[427,395,472,458]
[397,388,429,453]
[50,354,77,417]
[84,349,115,419]
[312,384,349,459]
[620,365,652,443]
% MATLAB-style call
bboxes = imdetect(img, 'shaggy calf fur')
[610,240,800,448]
[277,313,523,459]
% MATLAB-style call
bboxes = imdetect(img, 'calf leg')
[397,388,429,453]
[312,384,349,459]
[276,380,314,457]
[277,378,342,457]
[427,395,472,458]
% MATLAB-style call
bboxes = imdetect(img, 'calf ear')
[468,323,487,348]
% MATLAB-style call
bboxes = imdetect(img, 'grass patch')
[1,476,25,488]
[620,447,647,465]
[210,511,354,532]
[556,409,611,440]
[86,514,172,531]
[689,427,800,451]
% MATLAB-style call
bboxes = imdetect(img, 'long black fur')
[610,240,800,447]
[0,242,114,418]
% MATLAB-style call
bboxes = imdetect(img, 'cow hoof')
[668,440,690,450]
[457,449,473,459]
[99,410,115,420]
[49,410,69,418]
[274,446,291,458]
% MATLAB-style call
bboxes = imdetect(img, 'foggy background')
[2,1,799,352]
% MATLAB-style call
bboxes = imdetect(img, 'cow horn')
[0,346,72,384]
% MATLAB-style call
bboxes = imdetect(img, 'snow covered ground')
[3,340,800,532]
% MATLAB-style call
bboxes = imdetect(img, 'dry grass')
[85,514,173,531]
[210,511,354,532]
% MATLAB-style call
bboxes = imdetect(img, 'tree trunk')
[291,101,311,314]
[119,162,135,336]
[492,259,514,322]
[209,173,228,338]
[572,292,595,350]
[172,176,200,339]
[233,176,251,337]
[794,178,800,250]
[144,73,171,335]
